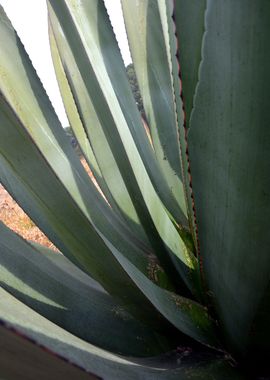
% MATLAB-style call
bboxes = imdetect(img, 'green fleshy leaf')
[152,0,200,253]
[0,6,220,347]
[47,0,200,294]
[0,289,242,380]
[49,21,119,213]
[188,0,270,356]
[0,5,169,326]
[0,222,173,356]
[121,0,187,220]
[173,0,206,128]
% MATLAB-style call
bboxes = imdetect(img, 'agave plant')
[0,0,269,379]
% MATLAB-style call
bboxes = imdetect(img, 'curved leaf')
[0,222,172,356]
[173,0,206,128]
[0,92,213,345]
[188,0,270,355]
[0,5,179,327]
[48,19,152,246]
[112,246,222,350]
[0,97,166,327]
[47,0,199,295]
[0,323,97,380]
[148,0,200,253]
[48,24,126,216]
[0,289,242,380]
[0,6,217,346]
[121,0,187,220]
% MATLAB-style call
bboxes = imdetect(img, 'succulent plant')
[0,0,269,379]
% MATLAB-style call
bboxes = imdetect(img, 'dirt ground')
[0,159,94,252]
[0,184,58,251]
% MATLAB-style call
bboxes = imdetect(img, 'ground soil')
[0,184,58,251]
[0,158,94,252]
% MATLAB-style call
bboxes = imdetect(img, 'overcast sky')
[0,0,131,127]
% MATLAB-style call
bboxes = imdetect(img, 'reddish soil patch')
[0,159,95,252]
[0,184,58,251]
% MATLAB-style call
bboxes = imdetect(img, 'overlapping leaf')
[47,0,200,294]
[1,0,268,377]
[0,3,219,349]
[121,0,187,221]
[0,222,174,356]
[188,0,270,355]
[0,289,241,380]
[0,4,171,326]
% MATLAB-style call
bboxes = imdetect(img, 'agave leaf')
[49,21,152,245]
[48,22,122,216]
[48,0,187,229]
[0,289,242,380]
[47,0,200,295]
[121,0,187,220]
[0,222,172,357]
[173,0,206,128]
[48,4,157,259]
[0,4,148,271]
[144,0,200,252]
[0,108,157,289]
[0,5,222,345]
[0,324,98,380]
[0,96,169,326]
[28,242,105,293]
[112,248,221,350]
[0,91,218,346]
[0,132,220,347]
[0,5,184,326]
[48,0,188,230]
[49,20,159,271]
[188,0,270,355]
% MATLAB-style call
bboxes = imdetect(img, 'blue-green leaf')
[188,0,270,356]
[0,289,242,379]
[0,222,173,356]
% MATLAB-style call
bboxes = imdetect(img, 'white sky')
[0,0,131,127]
